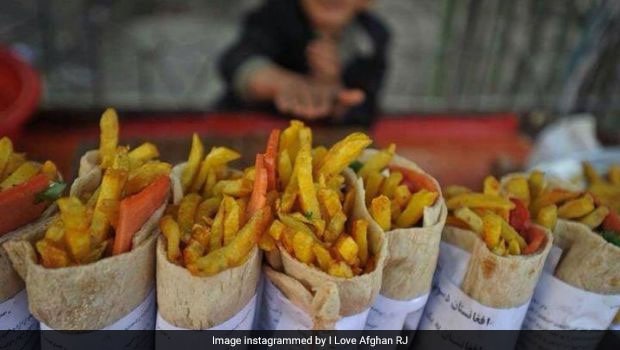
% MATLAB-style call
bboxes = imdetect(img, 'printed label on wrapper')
[155,294,257,330]
[0,289,39,350]
[516,246,620,350]
[418,242,530,330]
[365,293,429,330]
[40,288,156,349]
[258,279,369,330]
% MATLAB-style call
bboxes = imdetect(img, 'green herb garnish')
[35,181,67,204]
[601,230,620,247]
[348,160,363,173]
[304,211,313,220]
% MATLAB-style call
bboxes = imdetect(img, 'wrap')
[2,150,167,330]
[355,150,447,330]
[442,225,553,308]
[274,168,387,325]
[155,163,261,330]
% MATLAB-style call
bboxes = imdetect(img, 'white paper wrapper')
[41,287,156,331]
[156,294,257,330]
[365,293,429,330]
[258,279,369,330]
[523,246,620,331]
[40,288,155,350]
[419,242,529,330]
[403,306,426,331]
[0,289,39,350]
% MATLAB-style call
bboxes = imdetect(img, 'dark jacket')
[217,0,390,126]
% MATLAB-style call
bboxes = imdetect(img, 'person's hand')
[274,78,365,121]
[306,38,342,83]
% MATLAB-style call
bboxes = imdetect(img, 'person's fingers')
[292,85,317,119]
[312,85,332,118]
[337,89,366,107]
[275,88,296,115]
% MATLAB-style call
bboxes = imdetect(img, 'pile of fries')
[350,144,439,231]
[0,137,59,190]
[36,109,171,268]
[257,121,377,278]
[161,134,270,277]
[445,174,546,256]
[525,164,620,247]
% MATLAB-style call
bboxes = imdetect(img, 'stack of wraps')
[156,156,263,330]
[516,173,620,333]
[3,149,167,331]
[260,169,387,330]
[354,149,447,330]
[419,176,553,333]
[1,137,61,349]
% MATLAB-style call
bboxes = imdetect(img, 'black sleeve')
[341,14,391,126]
[217,2,284,87]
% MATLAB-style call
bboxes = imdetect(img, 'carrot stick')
[0,174,50,236]
[264,129,280,191]
[247,154,268,218]
[389,165,439,193]
[523,225,546,254]
[112,175,170,255]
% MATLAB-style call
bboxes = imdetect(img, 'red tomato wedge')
[389,165,439,193]
[112,175,170,255]
[0,174,50,236]
[603,211,620,233]
[509,198,531,233]
[523,225,546,254]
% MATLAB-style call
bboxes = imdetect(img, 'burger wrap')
[259,169,387,330]
[155,164,261,330]
[356,150,447,330]
[2,150,166,330]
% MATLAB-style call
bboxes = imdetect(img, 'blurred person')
[217,0,390,126]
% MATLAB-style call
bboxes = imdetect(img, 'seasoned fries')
[444,175,548,256]
[159,134,269,277]
[35,109,171,267]
[352,144,440,230]
[257,120,376,277]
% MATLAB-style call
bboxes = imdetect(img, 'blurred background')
[1,0,620,187]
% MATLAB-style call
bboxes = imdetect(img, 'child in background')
[218,0,390,126]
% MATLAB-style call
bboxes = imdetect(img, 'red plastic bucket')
[0,48,41,137]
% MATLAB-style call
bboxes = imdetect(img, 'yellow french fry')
[0,161,41,190]
[444,185,472,199]
[536,204,558,230]
[328,261,354,278]
[528,170,545,200]
[125,161,171,195]
[0,137,13,181]
[128,142,159,169]
[482,213,502,250]
[503,176,530,205]
[192,147,241,193]
[1,152,26,181]
[370,195,391,231]
[447,193,515,211]
[579,206,610,229]
[91,168,125,244]
[318,132,372,178]
[278,149,293,189]
[483,176,500,196]
[195,196,222,223]
[583,162,602,184]
[313,243,335,272]
[557,194,595,219]
[99,108,119,169]
[454,207,483,234]
[181,133,204,192]
[351,219,369,266]
[380,171,403,199]
[364,172,384,205]
[293,231,315,264]
[396,189,438,228]
[58,197,91,262]
[334,234,359,266]
[222,196,240,246]
[296,139,321,220]
[178,193,202,242]
[358,143,395,179]
[160,215,182,262]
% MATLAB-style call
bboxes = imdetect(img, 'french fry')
[483,176,500,196]
[317,132,372,179]
[178,193,202,242]
[609,165,620,185]
[503,176,530,205]
[258,233,276,251]
[530,189,580,216]
[2,152,26,181]
[454,207,483,234]
[500,218,527,250]
[278,149,293,189]
[209,202,225,251]
[447,193,515,211]
[528,170,545,199]
[212,178,253,197]
[396,189,438,228]
[91,168,125,245]
[370,195,391,231]
[160,215,182,263]
[296,140,321,220]
[582,162,602,184]
[0,161,41,190]
[195,197,221,223]
[444,185,472,199]
[334,234,359,266]
[313,244,335,271]
[536,205,557,230]
[128,142,159,169]
[0,137,13,181]
[328,261,354,278]
[192,147,241,193]
[36,240,70,268]
[125,161,171,195]
[293,231,315,264]
[222,196,240,246]
[380,171,403,199]
[279,120,304,164]
[268,219,285,241]
[351,219,368,265]
[311,146,328,170]
[482,213,502,250]
[99,108,119,168]
[58,197,91,262]
[183,240,205,266]
[181,133,204,192]
[358,143,395,179]
[41,160,58,180]
[364,172,384,205]
[318,188,343,219]
[191,224,210,247]
[392,184,412,208]
[579,206,610,229]
[557,194,595,219]
[325,211,346,243]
